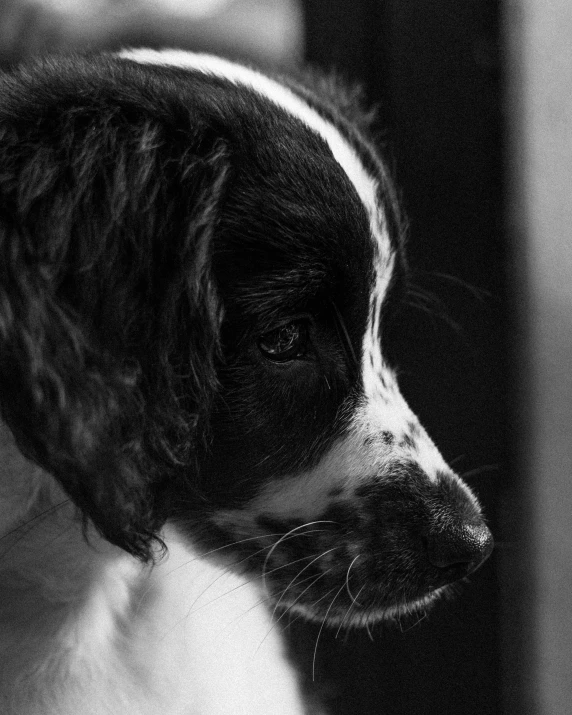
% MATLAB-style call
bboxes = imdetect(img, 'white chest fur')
[137,532,307,715]
[0,441,305,715]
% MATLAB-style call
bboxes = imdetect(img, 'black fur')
[0,53,406,560]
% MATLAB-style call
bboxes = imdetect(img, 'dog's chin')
[270,584,450,629]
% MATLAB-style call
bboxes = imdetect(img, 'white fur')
[0,428,304,715]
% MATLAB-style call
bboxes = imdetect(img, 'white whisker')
[271,548,337,617]
[344,554,363,606]
[255,570,331,654]
[335,584,366,638]
[365,621,375,642]
[261,521,335,593]
[312,581,346,681]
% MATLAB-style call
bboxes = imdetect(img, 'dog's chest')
[139,535,307,715]
[0,524,306,715]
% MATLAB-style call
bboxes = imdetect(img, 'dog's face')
[0,50,492,627]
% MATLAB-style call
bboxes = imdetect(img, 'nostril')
[427,522,494,573]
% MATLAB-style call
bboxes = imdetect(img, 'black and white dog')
[0,50,493,715]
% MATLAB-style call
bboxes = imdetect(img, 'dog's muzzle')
[264,464,494,622]
[344,463,494,604]
[209,461,494,624]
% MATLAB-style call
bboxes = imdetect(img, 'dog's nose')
[426,522,494,575]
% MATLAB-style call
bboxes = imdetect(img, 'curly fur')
[0,50,493,715]
[0,58,230,557]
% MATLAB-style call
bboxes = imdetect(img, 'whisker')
[160,533,285,580]
[262,551,323,581]
[459,464,500,480]
[255,571,331,654]
[225,590,278,631]
[428,271,491,302]
[261,521,336,593]
[158,567,260,642]
[136,528,330,619]
[401,609,428,633]
[156,527,328,587]
[136,539,278,620]
[0,499,71,561]
[335,584,366,639]
[344,554,363,607]
[280,579,344,638]
[155,527,334,630]
[312,581,346,681]
[134,537,274,617]
[335,606,354,640]
[365,621,375,642]
[272,548,337,618]
[406,284,461,332]
[177,538,297,620]
[1,499,70,543]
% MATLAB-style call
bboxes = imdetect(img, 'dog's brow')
[235,268,327,322]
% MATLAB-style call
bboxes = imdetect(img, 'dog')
[0,49,493,715]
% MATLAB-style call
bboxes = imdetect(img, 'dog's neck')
[0,427,305,715]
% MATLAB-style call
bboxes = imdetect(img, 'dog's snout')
[427,522,494,574]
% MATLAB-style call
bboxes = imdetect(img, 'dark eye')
[258,321,308,362]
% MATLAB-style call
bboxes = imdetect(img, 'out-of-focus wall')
[505,1,572,713]
[0,0,303,68]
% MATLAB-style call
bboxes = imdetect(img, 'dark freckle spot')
[255,514,304,534]
[255,515,280,532]
[407,421,421,437]
[381,431,394,445]
[321,501,360,530]
[354,460,428,501]
[399,433,417,450]
[328,486,344,498]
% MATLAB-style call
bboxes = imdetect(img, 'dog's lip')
[258,526,494,616]
[271,580,447,625]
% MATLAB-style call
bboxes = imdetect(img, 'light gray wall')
[506,1,572,713]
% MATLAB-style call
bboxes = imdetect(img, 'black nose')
[427,522,494,575]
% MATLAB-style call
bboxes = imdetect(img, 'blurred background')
[1,1,569,713]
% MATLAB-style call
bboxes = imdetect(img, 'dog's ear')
[0,75,229,560]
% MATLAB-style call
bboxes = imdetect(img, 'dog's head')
[0,50,492,625]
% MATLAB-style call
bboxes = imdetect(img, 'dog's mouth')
[259,524,490,626]
[205,508,493,627]
[203,470,494,628]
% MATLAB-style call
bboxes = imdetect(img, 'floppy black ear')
[0,64,229,560]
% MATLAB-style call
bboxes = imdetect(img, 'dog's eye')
[258,321,308,362]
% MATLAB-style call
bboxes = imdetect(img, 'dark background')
[293,2,523,714]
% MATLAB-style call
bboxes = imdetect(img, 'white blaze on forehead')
[116,50,458,497]
[361,251,395,401]
[119,50,398,400]
[118,48,392,261]
[119,49,397,387]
